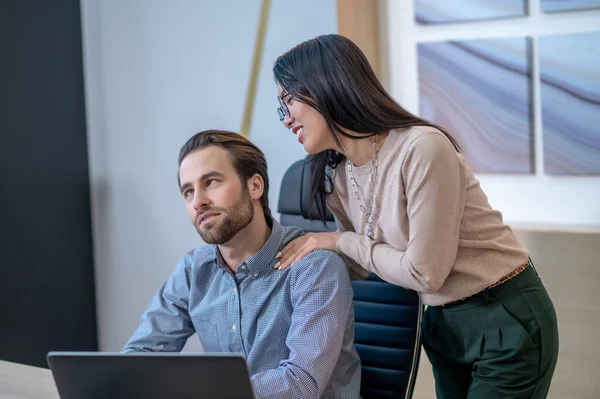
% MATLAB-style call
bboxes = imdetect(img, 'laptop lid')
[46,352,255,399]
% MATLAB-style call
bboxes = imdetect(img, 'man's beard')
[194,189,254,245]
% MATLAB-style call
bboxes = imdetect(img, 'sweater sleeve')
[336,133,466,294]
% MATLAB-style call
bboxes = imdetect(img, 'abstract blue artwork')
[418,38,533,173]
[415,0,528,24]
[540,0,600,13]
[539,32,600,175]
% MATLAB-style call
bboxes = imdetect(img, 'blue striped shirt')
[123,220,361,398]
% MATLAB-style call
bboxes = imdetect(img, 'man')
[123,130,361,398]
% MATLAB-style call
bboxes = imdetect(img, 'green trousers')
[422,261,559,398]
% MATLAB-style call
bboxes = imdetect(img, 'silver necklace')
[347,135,379,239]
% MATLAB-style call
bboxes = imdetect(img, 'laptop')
[46,351,255,399]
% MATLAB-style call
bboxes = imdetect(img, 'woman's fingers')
[288,248,314,269]
[276,235,312,270]
[278,238,302,260]
[279,242,314,270]
[274,237,305,269]
[274,232,341,270]
[278,247,307,270]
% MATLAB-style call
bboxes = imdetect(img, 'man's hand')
[274,232,343,270]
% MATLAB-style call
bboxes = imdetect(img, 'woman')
[272,34,558,398]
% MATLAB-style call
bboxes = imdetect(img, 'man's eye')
[184,189,193,197]
[207,179,217,186]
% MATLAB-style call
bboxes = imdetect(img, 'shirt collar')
[211,218,285,275]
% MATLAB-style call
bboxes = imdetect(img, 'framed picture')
[539,31,600,175]
[415,0,528,24]
[540,0,600,13]
[418,38,534,173]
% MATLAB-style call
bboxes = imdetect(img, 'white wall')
[80,0,337,351]
[382,0,600,232]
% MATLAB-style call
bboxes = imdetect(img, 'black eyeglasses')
[277,94,291,123]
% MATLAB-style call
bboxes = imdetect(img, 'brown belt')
[442,259,530,307]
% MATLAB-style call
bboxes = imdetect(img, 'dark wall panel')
[0,0,98,367]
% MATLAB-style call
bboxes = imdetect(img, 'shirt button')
[241,265,246,270]
[253,273,258,277]
[232,324,236,331]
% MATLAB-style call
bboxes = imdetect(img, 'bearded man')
[122,130,361,399]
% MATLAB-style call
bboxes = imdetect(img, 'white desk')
[0,360,59,399]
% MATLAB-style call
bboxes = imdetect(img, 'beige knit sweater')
[328,126,529,306]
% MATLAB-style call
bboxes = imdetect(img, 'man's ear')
[247,174,264,200]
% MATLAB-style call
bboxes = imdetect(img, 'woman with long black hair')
[273,34,558,398]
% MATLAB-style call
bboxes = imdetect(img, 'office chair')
[278,157,425,399]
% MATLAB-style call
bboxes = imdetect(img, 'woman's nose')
[283,113,293,129]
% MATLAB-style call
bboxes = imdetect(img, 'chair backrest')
[278,157,425,399]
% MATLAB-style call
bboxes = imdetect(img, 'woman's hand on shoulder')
[275,232,343,270]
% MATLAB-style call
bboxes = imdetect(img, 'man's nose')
[192,191,209,210]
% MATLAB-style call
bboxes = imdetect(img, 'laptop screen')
[47,352,255,399]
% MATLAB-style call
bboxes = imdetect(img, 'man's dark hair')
[178,130,272,224]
